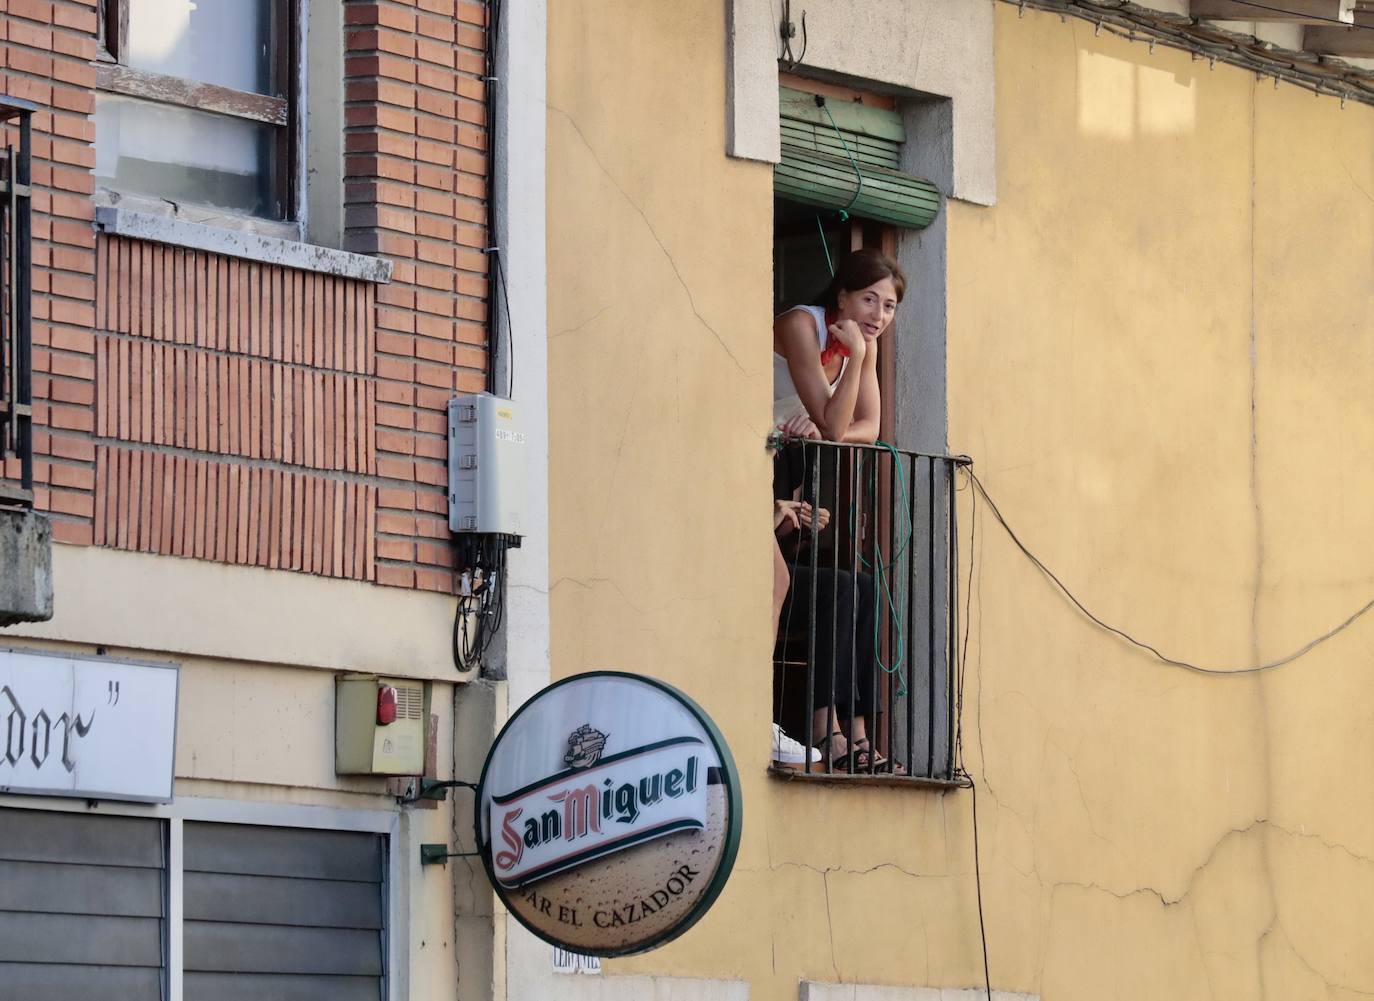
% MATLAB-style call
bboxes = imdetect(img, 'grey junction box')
[447,392,527,536]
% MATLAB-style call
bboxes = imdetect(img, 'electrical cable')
[450,0,519,674]
[817,96,865,221]
[965,773,995,1001]
[997,0,1374,106]
[852,446,915,696]
[482,0,517,399]
[968,469,1374,677]
[815,213,835,276]
[452,532,517,672]
[493,245,515,398]
[482,0,500,395]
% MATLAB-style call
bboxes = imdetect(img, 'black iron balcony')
[0,97,35,509]
[772,437,971,784]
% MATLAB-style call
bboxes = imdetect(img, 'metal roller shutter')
[0,808,167,1001]
[182,822,386,1001]
[776,87,942,231]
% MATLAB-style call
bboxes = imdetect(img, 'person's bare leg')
[848,716,868,744]
[812,706,847,761]
[772,536,790,641]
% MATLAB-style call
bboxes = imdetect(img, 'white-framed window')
[0,795,398,1001]
[94,0,300,227]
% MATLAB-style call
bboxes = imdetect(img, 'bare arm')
[773,310,869,443]
[843,346,881,444]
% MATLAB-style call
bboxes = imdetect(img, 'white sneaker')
[771,723,821,770]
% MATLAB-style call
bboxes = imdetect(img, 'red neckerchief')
[817,307,847,368]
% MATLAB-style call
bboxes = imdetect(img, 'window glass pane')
[127,0,278,96]
[95,94,282,219]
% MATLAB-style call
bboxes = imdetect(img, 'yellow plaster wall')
[547,2,1374,999]
[951,8,1374,1000]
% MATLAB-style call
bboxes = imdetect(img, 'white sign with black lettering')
[552,946,601,975]
[0,649,179,803]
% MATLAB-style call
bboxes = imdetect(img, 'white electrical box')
[448,393,526,536]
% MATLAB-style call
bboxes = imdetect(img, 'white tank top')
[773,304,847,427]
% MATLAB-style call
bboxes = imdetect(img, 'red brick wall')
[344,0,489,592]
[0,0,492,594]
[94,237,379,581]
[0,0,100,547]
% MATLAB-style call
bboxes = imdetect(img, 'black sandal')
[851,738,907,775]
[822,731,850,770]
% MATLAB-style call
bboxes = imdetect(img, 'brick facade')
[0,0,100,548]
[1,0,490,593]
[93,237,379,579]
[344,0,489,592]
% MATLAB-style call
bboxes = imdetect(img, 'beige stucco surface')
[10,543,473,681]
[549,2,1374,999]
[4,562,464,1000]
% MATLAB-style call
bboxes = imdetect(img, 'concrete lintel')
[0,509,53,626]
[726,0,782,163]
[724,0,997,205]
[94,206,393,284]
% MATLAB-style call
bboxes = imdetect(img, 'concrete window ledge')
[0,509,53,626]
[547,976,749,1001]
[94,206,393,284]
[801,984,1037,1001]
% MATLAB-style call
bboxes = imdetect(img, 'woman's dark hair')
[812,248,907,310]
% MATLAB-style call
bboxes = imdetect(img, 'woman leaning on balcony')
[770,248,905,773]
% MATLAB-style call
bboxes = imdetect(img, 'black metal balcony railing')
[0,97,35,508]
[773,438,971,784]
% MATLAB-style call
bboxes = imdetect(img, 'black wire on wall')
[450,0,518,676]
[1000,0,1374,107]
[482,0,513,398]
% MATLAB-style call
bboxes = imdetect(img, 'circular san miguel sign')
[475,672,742,956]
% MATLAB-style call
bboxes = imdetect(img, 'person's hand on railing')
[774,500,802,533]
[776,413,821,440]
[775,500,829,537]
[804,503,831,531]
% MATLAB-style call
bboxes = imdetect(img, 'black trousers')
[779,565,878,718]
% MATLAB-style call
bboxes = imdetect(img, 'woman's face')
[836,277,899,342]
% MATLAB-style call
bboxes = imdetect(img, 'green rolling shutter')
[775,87,942,231]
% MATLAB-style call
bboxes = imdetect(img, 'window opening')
[770,80,958,783]
[94,0,297,222]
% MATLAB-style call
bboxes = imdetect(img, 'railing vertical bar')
[886,449,898,775]
[864,447,879,774]
[804,439,819,775]
[926,455,937,777]
[849,446,862,774]
[1,151,9,460]
[6,142,16,463]
[905,452,917,776]
[16,113,32,495]
[947,459,959,780]
[826,446,841,774]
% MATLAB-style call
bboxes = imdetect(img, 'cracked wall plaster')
[546,2,1374,1000]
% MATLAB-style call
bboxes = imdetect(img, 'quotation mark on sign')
[107,681,120,706]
